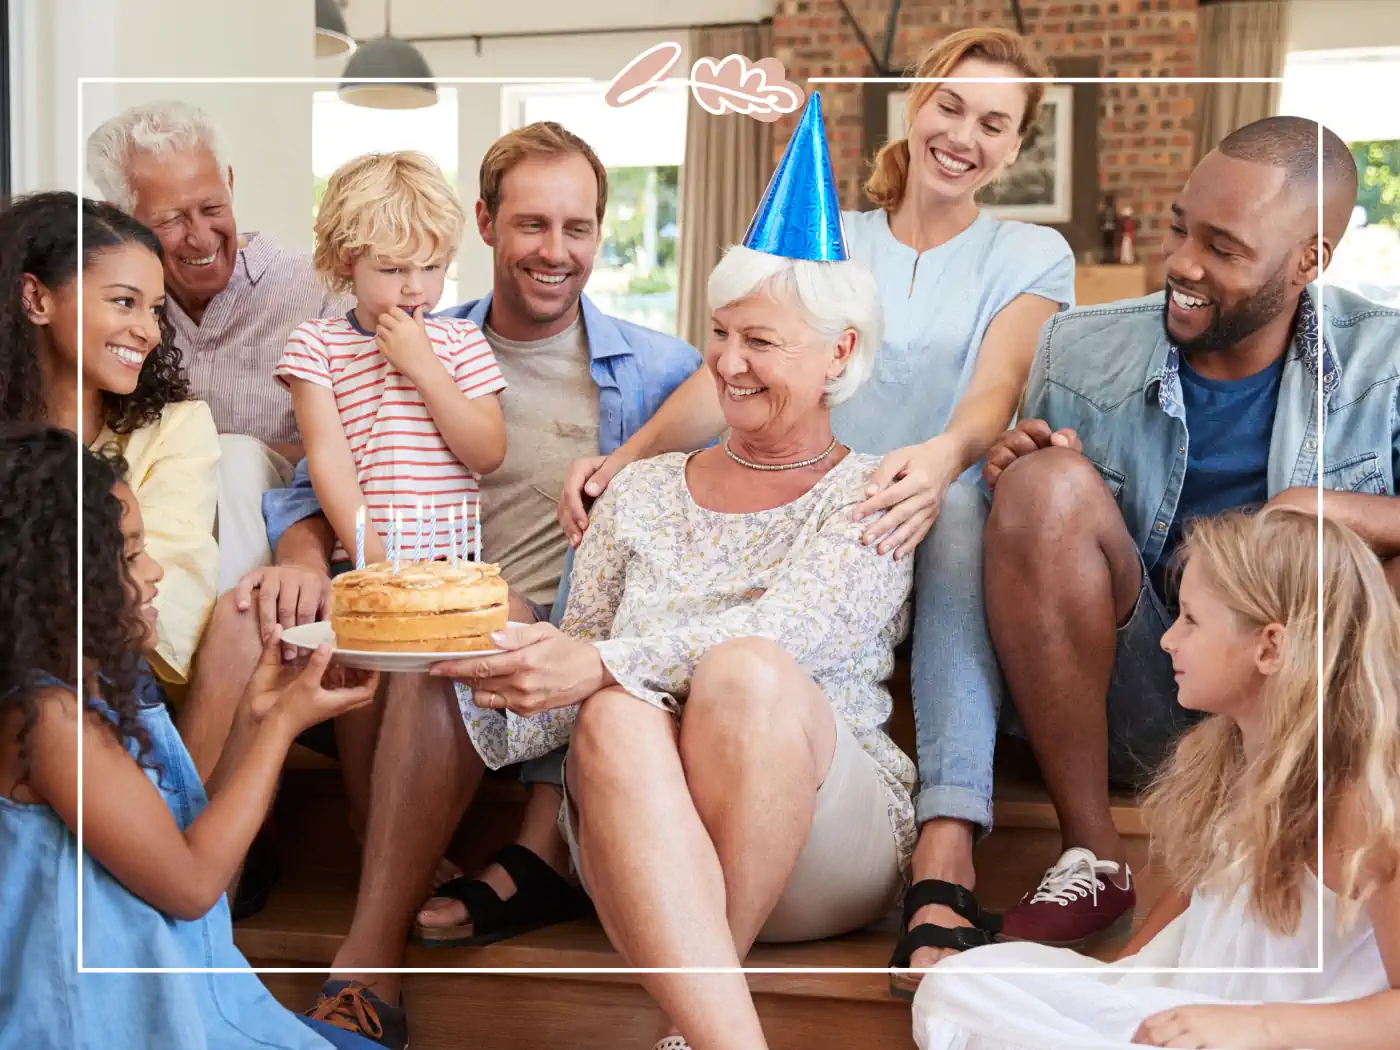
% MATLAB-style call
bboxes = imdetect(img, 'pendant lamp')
[315,0,355,59]
[338,0,438,110]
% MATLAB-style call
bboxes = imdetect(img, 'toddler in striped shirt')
[275,151,507,570]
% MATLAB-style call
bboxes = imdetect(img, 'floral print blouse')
[457,450,917,864]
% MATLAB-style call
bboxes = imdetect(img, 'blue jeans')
[908,475,1001,836]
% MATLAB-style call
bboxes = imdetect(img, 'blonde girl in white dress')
[913,505,1400,1050]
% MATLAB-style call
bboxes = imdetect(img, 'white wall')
[1288,0,1400,53]
[14,0,318,250]
[13,0,118,194]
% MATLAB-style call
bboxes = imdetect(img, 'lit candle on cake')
[458,497,468,563]
[473,496,481,562]
[355,506,366,570]
[448,503,459,565]
[393,508,404,573]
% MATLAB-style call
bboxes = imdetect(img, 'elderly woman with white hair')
[437,107,914,1045]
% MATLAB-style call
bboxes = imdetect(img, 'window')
[1280,48,1400,306]
[312,88,460,306]
[503,81,688,334]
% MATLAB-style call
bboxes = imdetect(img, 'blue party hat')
[742,92,848,262]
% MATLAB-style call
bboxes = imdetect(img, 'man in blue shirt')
[214,123,697,1047]
[980,117,1400,948]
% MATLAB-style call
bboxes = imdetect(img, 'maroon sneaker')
[998,847,1136,947]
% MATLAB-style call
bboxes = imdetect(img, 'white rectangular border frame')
[77,74,1322,981]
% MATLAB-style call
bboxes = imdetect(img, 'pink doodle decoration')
[606,42,805,123]
[605,40,684,106]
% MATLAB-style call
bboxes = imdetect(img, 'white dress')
[913,873,1386,1050]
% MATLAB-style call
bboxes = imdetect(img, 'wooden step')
[238,826,1159,970]
[258,682,1157,1048]
[257,970,917,1050]
[238,828,1162,1050]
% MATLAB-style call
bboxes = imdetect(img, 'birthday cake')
[330,560,510,652]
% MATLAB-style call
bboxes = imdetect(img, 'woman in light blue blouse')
[837,28,1074,993]
[557,27,1075,992]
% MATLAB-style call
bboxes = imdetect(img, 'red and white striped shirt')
[274,314,507,563]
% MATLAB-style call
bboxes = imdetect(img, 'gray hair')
[86,100,231,213]
[706,245,882,405]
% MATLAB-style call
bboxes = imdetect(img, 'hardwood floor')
[238,753,1159,1050]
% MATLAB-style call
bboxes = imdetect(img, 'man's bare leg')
[334,691,386,843]
[984,448,1145,865]
[417,591,571,930]
[329,672,485,1005]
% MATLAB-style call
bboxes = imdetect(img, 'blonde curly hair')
[313,151,465,293]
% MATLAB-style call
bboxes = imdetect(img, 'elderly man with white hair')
[86,100,351,592]
[86,100,352,921]
[430,96,914,1050]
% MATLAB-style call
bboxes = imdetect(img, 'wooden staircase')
[235,669,1159,1050]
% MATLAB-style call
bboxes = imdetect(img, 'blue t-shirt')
[831,208,1076,456]
[1152,354,1284,600]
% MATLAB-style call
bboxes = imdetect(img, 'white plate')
[280,620,527,672]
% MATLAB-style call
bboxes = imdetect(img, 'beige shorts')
[561,709,904,944]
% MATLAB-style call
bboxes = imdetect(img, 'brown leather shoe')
[998,847,1136,947]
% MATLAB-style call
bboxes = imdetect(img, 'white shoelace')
[1027,847,1127,908]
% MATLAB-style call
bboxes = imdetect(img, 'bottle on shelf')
[1115,204,1137,266]
[1099,192,1119,264]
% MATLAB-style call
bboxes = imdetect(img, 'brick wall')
[770,0,1199,255]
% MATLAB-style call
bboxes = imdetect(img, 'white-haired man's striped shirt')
[167,232,352,446]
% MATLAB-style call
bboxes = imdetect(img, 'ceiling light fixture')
[338,0,438,110]
[315,0,356,59]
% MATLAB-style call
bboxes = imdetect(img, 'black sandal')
[888,879,1000,1000]
[411,843,593,948]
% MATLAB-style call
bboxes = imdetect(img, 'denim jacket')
[1024,285,1400,573]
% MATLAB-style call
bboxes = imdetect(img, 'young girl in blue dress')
[0,426,383,1049]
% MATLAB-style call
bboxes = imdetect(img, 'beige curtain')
[1194,1,1291,160]
[675,23,774,351]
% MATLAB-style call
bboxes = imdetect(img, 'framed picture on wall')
[977,84,1073,222]
[883,84,1072,223]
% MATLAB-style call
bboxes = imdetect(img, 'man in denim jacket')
[979,117,1400,946]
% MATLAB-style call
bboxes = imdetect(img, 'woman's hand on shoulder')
[430,622,611,715]
[852,435,965,559]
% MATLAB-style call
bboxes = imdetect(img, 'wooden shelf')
[1076,263,1150,306]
